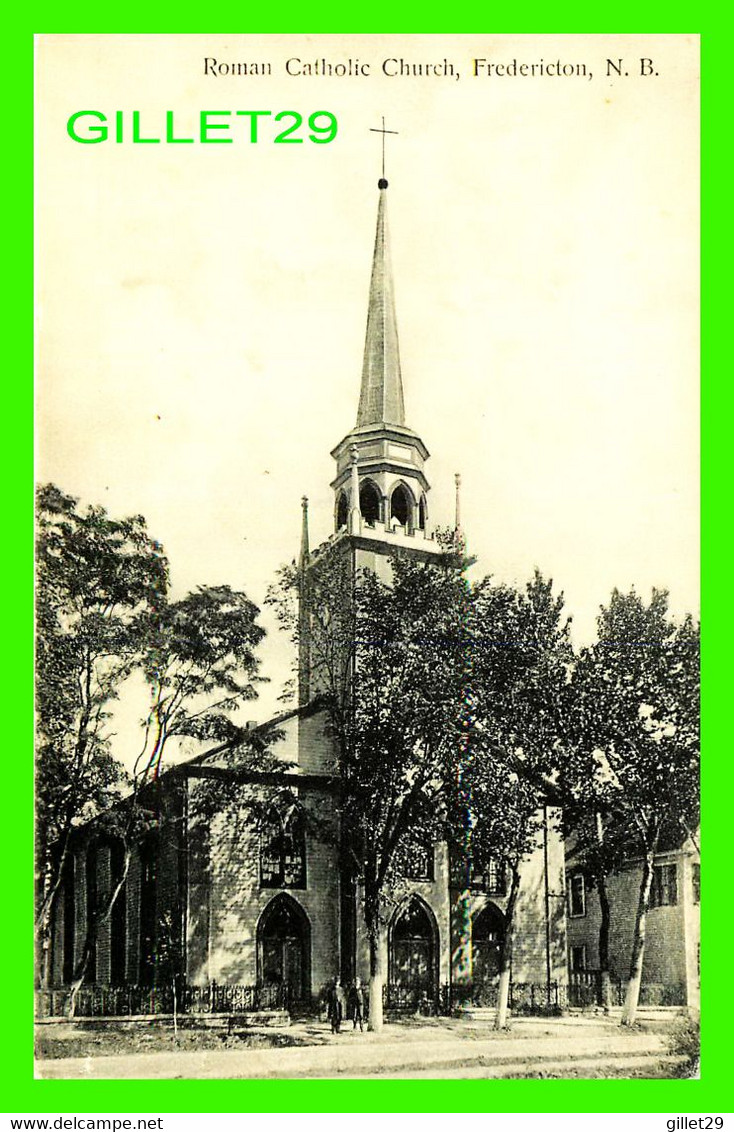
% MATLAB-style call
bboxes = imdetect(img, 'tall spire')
[356,183,406,428]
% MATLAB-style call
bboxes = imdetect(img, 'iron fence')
[37,976,687,1019]
[566,972,686,1008]
[36,981,293,1018]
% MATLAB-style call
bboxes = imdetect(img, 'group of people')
[325,975,366,1033]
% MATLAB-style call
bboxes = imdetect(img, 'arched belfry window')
[260,799,306,889]
[418,495,427,531]
[390,484,413,529]
[336,491,348,530]
[359,480,381,526]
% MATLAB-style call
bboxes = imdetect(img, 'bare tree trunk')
[621,839,657,1027]
[495,866,521,1030]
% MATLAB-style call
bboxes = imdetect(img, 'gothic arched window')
[394,834,434,881]
[85,842,98,984]
[418,495,427,531]
[359,480,381,526]
[139,834,158,986]
[109,839,127,986]
[472,902,505,983]
[336,491,348,530]
[260,801,306,889]
[61,854,75,985]
[390,484,412,529]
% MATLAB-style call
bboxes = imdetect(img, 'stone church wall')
[187,778,341,994]
[512,807,567,983]
[450,806,567,987]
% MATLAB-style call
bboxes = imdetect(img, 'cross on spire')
[369,116,398,186]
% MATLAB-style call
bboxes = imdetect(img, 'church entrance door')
[257,895,310,1006]
[388,897,439,1012]
[471,902,505,1004]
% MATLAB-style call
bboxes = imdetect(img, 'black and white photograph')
[34,33,700,1080]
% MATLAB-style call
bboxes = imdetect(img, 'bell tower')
[298,163,445,708]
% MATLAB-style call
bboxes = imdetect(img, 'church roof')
[356,184,406,428]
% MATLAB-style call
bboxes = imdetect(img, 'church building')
[47,172,568,1012]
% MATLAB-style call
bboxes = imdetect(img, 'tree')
[570,589,699,1025]
[455,571,573,1028]
[271,543,574,1032]
[559,794,631,1011]
[35,483,168,985]
[65,584,267,1010]
[269,535,473,1030]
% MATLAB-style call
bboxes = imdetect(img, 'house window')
[692,862,700,904]
[568,874,586,917]
[650,863,678,908]
[260,804,306,890]
[570,945,587,973]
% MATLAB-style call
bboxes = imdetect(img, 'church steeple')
[356,184,405,428]
[328,165,439,553]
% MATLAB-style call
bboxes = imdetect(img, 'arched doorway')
[388,896,439,1011]
[257,895,311,1003]
[472,902,505,984]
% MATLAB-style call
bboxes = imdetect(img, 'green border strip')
[13,15,721,1115]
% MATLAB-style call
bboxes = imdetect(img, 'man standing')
[327,976,346,1034]
[348,976,365,1032]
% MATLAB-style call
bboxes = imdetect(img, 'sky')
[36,33,700,749]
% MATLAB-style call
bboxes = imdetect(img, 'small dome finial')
[378,177,388,190]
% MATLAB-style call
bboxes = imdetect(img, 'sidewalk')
[36,1016,675,1080]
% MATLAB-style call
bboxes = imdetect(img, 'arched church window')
[336,491,348,530]
[85,842,98,984]
[418,495,427,531]
[260,801,306,889]
[472,902,505,983]
[469,853,507,895]
[109,839,127,985]
[139,834,158,986]
[61,854,75,985]
[390,484,412,529]
[394,834,434,881]
[359,481,381,526]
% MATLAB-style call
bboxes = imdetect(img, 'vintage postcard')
[34,33,699,1084]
